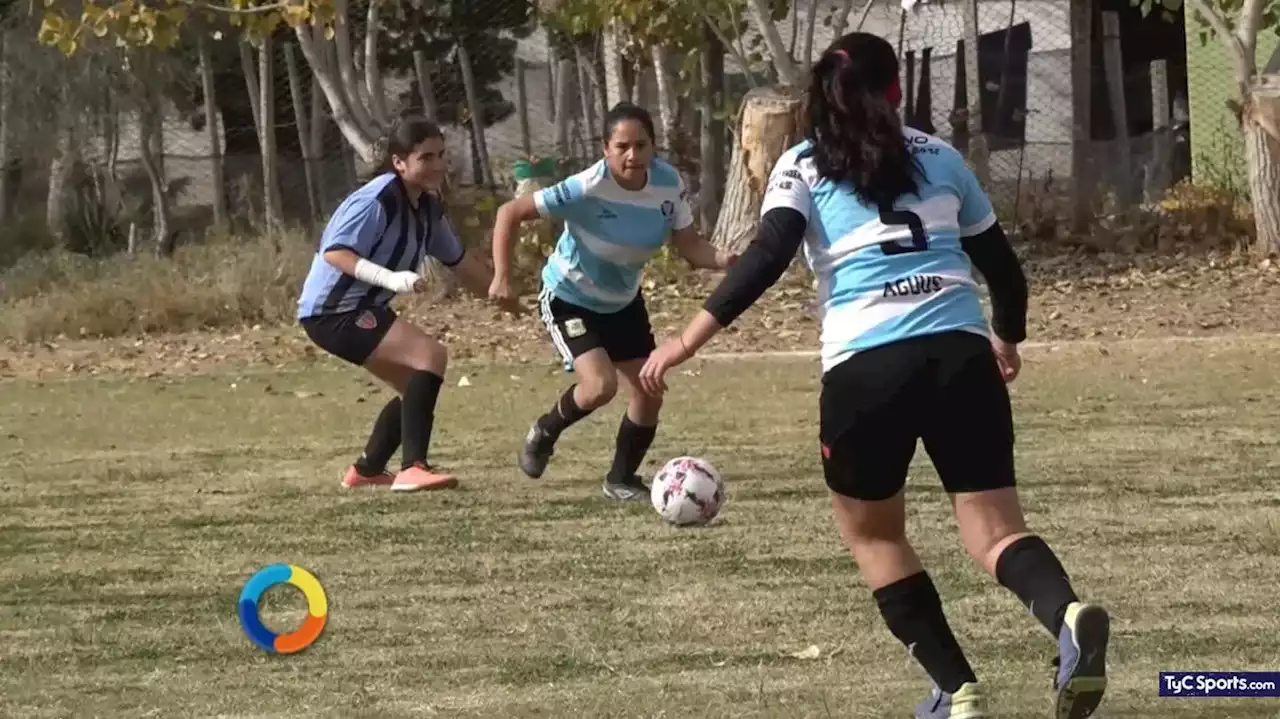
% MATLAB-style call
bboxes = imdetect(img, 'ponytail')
[802,33,921,209]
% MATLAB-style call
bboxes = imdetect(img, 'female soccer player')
[488,102,736,501]
[297,115,520,493]
[638,33,1110,719]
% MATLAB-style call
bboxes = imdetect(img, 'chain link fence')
[0,0,1240,260]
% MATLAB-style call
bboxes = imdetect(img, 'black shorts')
[538,289,656,369]
[819,330,1016,501]
[300,306,396,366]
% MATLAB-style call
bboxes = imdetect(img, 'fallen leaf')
[788,645,821,660]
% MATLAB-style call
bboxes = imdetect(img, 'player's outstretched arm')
[450,251,525,316]
[639,207,807,396]
[668,226,738,270]
[489,194,540,303]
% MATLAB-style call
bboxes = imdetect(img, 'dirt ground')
[1,249,1276,380]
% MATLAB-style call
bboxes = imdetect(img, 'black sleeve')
[960,221,1027,343]
[703,207,808,326]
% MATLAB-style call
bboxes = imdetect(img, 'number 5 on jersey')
[878,206,928,255]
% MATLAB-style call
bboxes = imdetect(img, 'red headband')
[831,48,903,109]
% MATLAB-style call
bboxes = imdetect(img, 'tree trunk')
[576,54,596,147]
[259,41,283,231]
[140,107,173,256]
[284,42,320,223]
[46,115,75,245]
[308,75,328,209]
[412,50,440,123]
[0,32,9,227]
[710,84,804,252]
[1245,75,1280,255]
[197,35,228,231]
[801,0,820,65]
[603,20,624,107]
[293,24,379,163]
[699,25,725,231]
[363,0,390,126]
[651,45,676,151]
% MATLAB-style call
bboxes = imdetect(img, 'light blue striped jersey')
[762,127,998,372]
[534,157,693,313]
[296,173,465,320]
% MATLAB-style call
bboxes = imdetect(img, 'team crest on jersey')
[355,311,378,330]
[563,317,587,338]
[660,200,675,218]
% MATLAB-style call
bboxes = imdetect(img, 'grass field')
[3,336,1280,718]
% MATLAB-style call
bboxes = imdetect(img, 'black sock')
[874,571,978,694]
[994,535,1080,637]
[536,385,594,439]
[401,371,444,469]
[606,415,657,483]
[354,397,401,474]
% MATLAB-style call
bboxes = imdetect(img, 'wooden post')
[1101,11,1132,204]
[554,58,573,157]
[961,0,989,183]
[516,58,532,157]
[1146,59,1171,204]
[457,43,494,188]
[1069,0,1093,231]
[710,85,805,253]
[547,44,557,123]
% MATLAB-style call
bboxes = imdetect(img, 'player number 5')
[878,206,928,255]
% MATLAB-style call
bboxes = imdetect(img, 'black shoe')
[602,474,649,502]
[519,423,555,479]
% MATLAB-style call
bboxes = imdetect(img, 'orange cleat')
[391,463,459,492]
[341,464,396,489]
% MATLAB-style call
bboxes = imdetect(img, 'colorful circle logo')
[238,564,327,654]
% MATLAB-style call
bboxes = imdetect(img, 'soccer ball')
[650,456,726,526]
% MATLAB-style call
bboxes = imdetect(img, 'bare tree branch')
[173,0,287,14]
[701,14,758,88]
[364,0,389,125]
[744,0,800,85]
[801,0,819,66]
[1184,0,1251,90]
